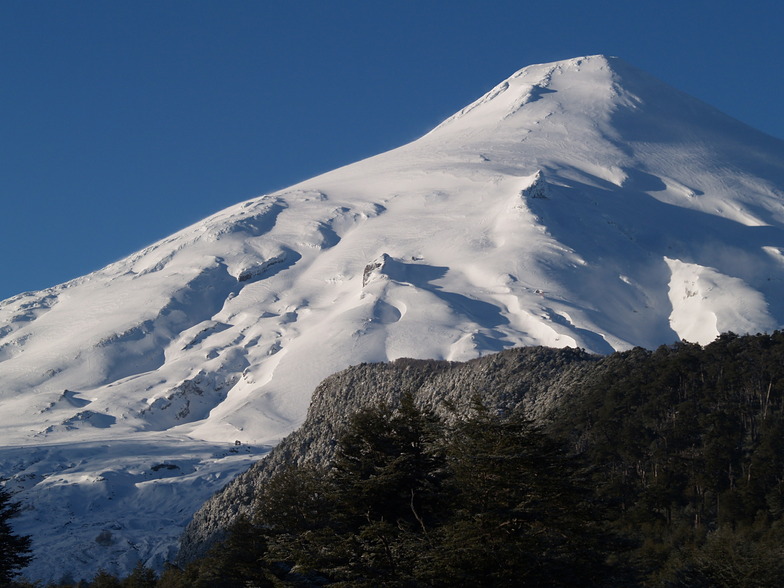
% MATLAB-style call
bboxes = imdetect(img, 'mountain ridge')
[175,331,784,586]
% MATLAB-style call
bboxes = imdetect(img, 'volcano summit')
[2,55,784,581]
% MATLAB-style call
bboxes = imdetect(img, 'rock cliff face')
[177,345,600,563]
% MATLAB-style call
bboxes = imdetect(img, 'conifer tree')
[121,561,158,588]
[88,569,122,588]
[287,393,445,584]
[429,403,625,586]
[0,487,32,585]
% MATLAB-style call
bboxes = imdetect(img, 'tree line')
[9,330,784,586]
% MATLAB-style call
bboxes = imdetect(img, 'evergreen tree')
[121,561,157,588]
[173,516,277,587]
[329,392,446,531]
[88,569,122,588]
[270,393,446,584]
[155,563,195,588]
[428,403,627,586]
[0,487,33,585]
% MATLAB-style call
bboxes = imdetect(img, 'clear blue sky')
[1,1,782,301]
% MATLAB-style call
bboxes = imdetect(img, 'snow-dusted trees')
[164,396,627,586]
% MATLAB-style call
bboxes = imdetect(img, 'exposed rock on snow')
[521,170,550,200]
[362,253,391,287]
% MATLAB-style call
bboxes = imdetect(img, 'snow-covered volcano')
[3,55,784,581]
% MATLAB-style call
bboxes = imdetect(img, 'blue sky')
[1,1,782,301]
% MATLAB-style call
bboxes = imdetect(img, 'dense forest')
[10,331,784,586]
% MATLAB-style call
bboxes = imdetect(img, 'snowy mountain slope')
[2,55,784,581]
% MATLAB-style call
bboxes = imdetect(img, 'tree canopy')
[31,331,784,586]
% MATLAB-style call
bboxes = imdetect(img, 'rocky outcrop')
[362,253,391,287]
[177,345,600,564]
[521,169,549,200]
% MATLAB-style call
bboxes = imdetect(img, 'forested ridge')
[553,331,784,585]
[12,331,784,586]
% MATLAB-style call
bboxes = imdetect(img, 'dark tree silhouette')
[0,487,32,585]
